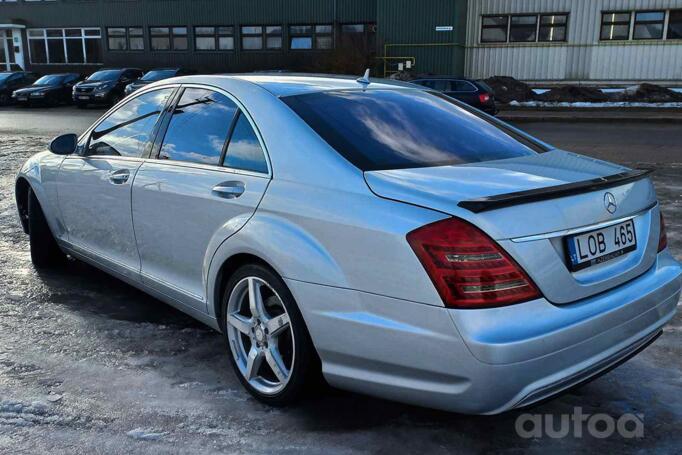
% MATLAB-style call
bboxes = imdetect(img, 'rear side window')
[284,89,543,171]
[159,88,238,165]
[223,112,268,174]
[451,80,477,92]
[88,88,173,157]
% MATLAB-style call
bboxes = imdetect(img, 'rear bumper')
[287,251,681,414]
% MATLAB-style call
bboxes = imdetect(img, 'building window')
[195,26,234,51]
[633,11,665,40]
[600,12,631,40]
[107,27,144,51]
[240,25,282,50]
[481,15,509,43]
[539,14,568,41]
[668,10,682,39]
[289,24,333,50]
[28,28,102,64]
[150,27,188,51]
[338,23,376,51]
[341,24,365,33]
[0,30,15,65]
[509,15,538,42]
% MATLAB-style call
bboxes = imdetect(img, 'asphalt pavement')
[0,107,680,454]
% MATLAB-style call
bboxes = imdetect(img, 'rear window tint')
[283,89,543,171]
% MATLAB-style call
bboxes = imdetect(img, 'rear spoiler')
[458,169,653,214]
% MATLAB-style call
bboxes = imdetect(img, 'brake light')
[478,93,491,104]
[658,212,668,252]
[407,218,541,309]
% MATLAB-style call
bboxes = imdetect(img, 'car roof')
[171,73,423,97]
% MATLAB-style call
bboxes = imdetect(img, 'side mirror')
[49,134,78,155]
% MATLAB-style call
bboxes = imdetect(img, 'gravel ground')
[0,110,680,454]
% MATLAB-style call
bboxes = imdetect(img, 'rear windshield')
[283,89,543,171]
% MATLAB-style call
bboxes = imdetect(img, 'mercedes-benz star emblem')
[604,192,617,214]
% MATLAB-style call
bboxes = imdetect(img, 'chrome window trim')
[150,82,273,178]
[78,83,181,144]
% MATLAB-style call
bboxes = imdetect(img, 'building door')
[0,28,25,71]
[0,30,14,71]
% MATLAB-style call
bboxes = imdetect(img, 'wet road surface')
[0,108,680,453]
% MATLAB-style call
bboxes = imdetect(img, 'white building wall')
[465,0,682,84]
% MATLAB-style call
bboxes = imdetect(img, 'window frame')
[668,9,682,39]
[480,13,570,44]
[149,26,189,52]
[600,11,632,41]
[149,84,272,177]
[508,14,539,43]
[106,27,144,52]
[194,26,235,51]
[240,25,283,51]
[83,86,179,159]
[538,13,569,42]
[480,15,510,43]
[27,27,102,65]
[632,10,666,40]
[288,24,334,50]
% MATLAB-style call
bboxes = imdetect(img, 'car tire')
[221,263,320,406]
[0,93,8,106]
[27,187,64,267]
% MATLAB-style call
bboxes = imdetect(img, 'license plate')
[565,220,637,271]
[78,96,89,100]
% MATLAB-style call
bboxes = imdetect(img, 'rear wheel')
[0,93,9,106]
[27,188,64,267]
[221,264,319,406]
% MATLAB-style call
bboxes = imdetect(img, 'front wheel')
[27,188,64,267]
[221,264,319,406]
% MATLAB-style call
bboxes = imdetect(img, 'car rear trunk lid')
[365,150,659,304]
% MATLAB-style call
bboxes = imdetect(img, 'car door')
[57,87,176,280]
[132,86,271,312]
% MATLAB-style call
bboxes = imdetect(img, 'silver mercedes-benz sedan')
[15,74,681,414]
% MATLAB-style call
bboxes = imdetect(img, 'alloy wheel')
[225,276,295,395]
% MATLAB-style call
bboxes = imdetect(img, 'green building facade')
[0,0,467,77]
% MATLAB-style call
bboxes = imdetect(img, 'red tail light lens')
[478,93,491,104]
[407,218,541,309]
[658,212,668,252]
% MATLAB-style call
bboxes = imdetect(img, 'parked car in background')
[73,68,143,108]
[12,73,82,107]
[411,77,498,115]
[15,74,681,414]
[0,72,38,105]
[125,68,194,96]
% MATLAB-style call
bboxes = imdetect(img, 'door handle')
[212,181,245,199]
[109,169,130,184]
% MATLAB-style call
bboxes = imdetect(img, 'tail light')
[478,93,491,104]
[407,218,541,309]
[658,212,668,252]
